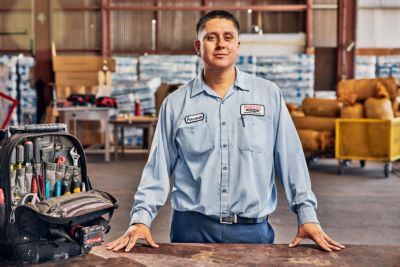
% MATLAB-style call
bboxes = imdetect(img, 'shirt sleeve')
[129,97,178,227]
[273,87,319,226]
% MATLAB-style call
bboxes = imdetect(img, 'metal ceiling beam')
[106,5,308,12]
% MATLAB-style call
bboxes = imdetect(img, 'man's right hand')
[106,223,159,252]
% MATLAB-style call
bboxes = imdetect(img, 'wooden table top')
[111,115,158,124]
[22,243,400,266]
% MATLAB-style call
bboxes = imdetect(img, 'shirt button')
[222,188,227,193]
[222,166,227,170]
[222,144,227,148]
[221,121,226,125]
[221,101,224,105]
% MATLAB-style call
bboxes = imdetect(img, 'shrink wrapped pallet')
[364,97,394,119]
[341,103,364,118]
[292,116,336,132]
[301,98,341,117]
[337,77,398,101]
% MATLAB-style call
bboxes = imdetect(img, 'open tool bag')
[0,124,118,263]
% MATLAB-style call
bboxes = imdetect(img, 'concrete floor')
[87,154,400,246]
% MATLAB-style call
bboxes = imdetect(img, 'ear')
[194,40,201,55]
[237,40,241,48]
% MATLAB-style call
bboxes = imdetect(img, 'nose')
[216,37,226,49]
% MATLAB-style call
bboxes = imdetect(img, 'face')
[194,18,240,71]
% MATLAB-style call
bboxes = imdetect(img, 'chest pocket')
[238,116,271,153]
[176,120,214,158]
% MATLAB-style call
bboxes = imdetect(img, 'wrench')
[69,148,80,167]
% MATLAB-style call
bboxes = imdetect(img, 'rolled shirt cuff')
[297,206,319,226]
[130,209,153,228]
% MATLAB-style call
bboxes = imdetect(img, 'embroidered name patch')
[240,104,265,116]
[185,113,205,124]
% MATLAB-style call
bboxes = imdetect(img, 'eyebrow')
[204,31,236,37]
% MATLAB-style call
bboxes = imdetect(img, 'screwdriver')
[16,145,24,170]
[24,141,33,163]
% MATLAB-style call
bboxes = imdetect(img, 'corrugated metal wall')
[110,1,153,52]
[357,0,400,48]
[0,0,32,50]
[209,0,253,34]
[158,1,200,51]
[51,11,100,50]
[312,0,337,48]
[50,0,100,50]
[257,0,304,33]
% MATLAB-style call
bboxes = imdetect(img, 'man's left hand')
[288,223,345,252]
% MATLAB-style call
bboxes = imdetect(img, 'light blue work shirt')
[130,67,319,227]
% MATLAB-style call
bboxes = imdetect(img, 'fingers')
[145,234,160,248]
[288,235,303,248]
[125,236,138,252]
[314,236,333,252]
[106,236,124,250]
[323,233,346,249]
[112,236,130,252]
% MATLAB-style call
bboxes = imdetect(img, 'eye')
[207,35,216,41]
[225,35,233,41]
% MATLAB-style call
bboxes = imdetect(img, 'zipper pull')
[9,206,16,224]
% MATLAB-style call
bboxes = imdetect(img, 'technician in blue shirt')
[107,10,345,252]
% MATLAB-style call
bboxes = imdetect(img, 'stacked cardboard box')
[53,56,115,145]
[53,56,115,100]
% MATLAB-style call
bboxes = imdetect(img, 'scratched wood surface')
[17,243,398,267]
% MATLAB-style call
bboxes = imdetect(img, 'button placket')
[219,100,229,216]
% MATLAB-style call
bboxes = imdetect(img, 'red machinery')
[0,92,18,129]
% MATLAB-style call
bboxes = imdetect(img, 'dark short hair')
[196,10,240,36]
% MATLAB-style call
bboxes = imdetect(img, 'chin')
[206,61,235,70]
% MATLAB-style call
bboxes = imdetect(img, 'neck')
[203,66,236,98]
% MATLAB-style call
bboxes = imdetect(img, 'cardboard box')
[55,72,101,86]
[68,120,104,145]
[55,71,112,86]
[79,131,105,146]
[53,56,115,72]
[155,83,182,115]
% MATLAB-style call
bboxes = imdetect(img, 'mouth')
[214,54,228,58]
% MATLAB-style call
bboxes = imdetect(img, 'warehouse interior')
[1,0,400,265]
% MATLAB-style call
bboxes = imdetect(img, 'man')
[107,10,345,252]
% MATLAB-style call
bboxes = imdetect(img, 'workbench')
[109,115,158,161]
[8,243,399,266]
[58,107,117,162]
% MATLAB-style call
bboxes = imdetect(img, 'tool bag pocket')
[17,190,118,225]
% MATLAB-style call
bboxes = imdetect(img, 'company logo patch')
[240,104,265,116]
[185,113,205,124]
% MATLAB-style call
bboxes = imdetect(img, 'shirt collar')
[191,66,250,98]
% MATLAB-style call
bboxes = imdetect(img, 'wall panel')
[358,0,400,48]
[158,1,201,51]
[51,11,100,50]
[0,0,32,51]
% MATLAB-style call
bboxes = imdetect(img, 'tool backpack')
[0,123,118,264]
